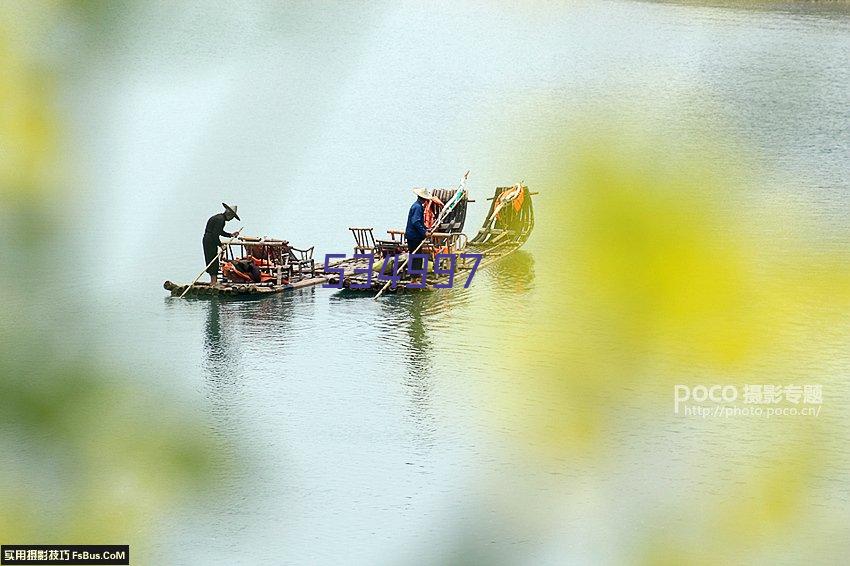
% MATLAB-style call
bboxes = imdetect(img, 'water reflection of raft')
[326,184,535,293]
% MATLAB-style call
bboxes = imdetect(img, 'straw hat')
[412,187,433,200]
[222,203,241,220]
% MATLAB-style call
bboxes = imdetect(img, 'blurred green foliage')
[0,2,224,555]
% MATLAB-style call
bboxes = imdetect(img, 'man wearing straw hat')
[405,188,432,284]
[203,203,241,285]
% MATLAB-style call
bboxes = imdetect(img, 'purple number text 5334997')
[321,253,483,290]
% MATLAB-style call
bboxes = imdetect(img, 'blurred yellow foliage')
[491,116,849,444]
[0,3,59,203]
[471,114,850,562]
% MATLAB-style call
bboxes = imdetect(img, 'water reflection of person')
[203,294,298,385]
[379,293,436,452]
[202,300,242,422]
[403,293,432,374]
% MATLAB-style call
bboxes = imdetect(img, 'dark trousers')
[407,238,424,275]
[203,235,221,275]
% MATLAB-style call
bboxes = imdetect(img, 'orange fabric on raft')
[493,185,524,222]
[222,262,252,283]
[423,197,444,230]
[222,256,278,283]
[512,188,525,211]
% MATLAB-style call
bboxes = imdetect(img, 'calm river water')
[50,1,850,563]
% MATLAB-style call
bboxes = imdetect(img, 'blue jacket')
[405,199,427,242]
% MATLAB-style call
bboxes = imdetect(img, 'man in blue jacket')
[405,188,432,283]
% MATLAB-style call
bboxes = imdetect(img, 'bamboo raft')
[164,238,330,298]
[165,183,535,298]
[163,276,329,297]
[327,184,536,293]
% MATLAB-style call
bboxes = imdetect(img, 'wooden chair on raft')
[233,238,294,284]
[349,227,376,255]
[374,229,407,257]
[288,246,315,277]
[421,232,469,271]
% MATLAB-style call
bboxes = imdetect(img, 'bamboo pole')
[180,227,242,298]
[486,191,539,201]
